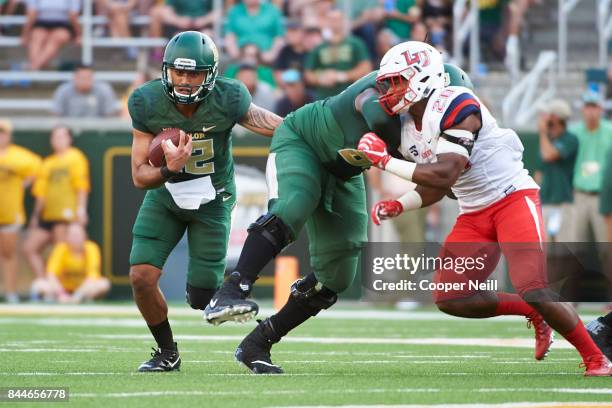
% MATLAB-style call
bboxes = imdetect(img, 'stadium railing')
[502,50,557,128]
[598,0,612,68]
[453,0,480,77]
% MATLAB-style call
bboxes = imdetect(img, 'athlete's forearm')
[239,103,282,137]
[385,155,466,190]
[415,185,448,208]
[132,163,166,190]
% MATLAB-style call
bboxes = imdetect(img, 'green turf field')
[1,303,611,408]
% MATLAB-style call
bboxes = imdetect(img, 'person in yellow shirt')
[31,223,110,303]
[0,119,41,303]
[23,126,90,287]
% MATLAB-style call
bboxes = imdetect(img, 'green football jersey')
[128,77,252,191]
[281,71,400,180]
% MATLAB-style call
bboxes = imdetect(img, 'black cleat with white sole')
[138,343,181,372]
[235,318,283,374]
[587,317,612,360]
[204,271,259,325]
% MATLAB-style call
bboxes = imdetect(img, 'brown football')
[148,128,181,167]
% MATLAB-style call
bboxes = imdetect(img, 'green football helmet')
[162,31,219,104]
[443,63,474,90]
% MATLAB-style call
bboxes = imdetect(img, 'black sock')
[235,232,278,283]
[148,319,176,350]
[270,295,313,338]
[601,312,612,327]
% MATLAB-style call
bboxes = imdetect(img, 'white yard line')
[0,304,600,322]
[66,388,612,400]
[83,333,576,349]
[272,404,612,408]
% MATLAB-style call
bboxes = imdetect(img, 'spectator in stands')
[384,0,421,42]
[52,64,119,118]
[0,119,41,304]
[224,0,285,65]
[569,91,612,242]
[421,0,452,51]
[224,43,276,89]
[477,0,506,61]
[304,9,372,100]
[235,63,277,112]
[273,20,307,87]
[0,0,18,16]
[600,147,612,242]
[98,0,138,38]
[341,0,383,63]
[274,69,315,117]
[535,99,578,242]
[21,0,82,70]
[149,0,217,41]
[303,24,323,52]
[30,223,110,303]
[24,126,90,295]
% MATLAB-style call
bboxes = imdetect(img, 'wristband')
[160,165,179,180]
[397,190,422,211]
[386,158,417,181]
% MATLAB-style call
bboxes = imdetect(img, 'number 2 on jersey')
[185,139,214,175]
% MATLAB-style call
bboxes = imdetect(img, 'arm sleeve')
[360,94,390,130]
[440,93,481,132]
[71,152,91,192]
[85,242,102,279]
[232,81,253,122]
[46,244,65,277]
[553,133,578,160]
[21,151,42,178]
[127,88,151,133]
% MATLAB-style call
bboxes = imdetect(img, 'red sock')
[562,321,603,361]
[494,293,536,317]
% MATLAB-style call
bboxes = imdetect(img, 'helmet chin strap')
[173,85,204,101]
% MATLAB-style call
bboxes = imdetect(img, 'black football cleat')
[235,318,283,374]
[586,317,612,360]
[204,271,259,325]
[138,343,181,372]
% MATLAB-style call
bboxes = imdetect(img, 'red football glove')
[358,132,392,169]
[371,200,404,226]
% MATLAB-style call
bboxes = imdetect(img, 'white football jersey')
[398,86,538,213]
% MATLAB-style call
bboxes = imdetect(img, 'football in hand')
[148,128,182,167]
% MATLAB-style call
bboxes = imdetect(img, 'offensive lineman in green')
[128,31,282,372]
[205,52,472,371]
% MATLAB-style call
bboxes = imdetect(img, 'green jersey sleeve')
[127,88,150,133]
[230,80,252,122]
[360,94,390,131]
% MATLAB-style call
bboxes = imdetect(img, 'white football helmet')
[377,41,445,115]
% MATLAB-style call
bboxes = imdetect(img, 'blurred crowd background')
[0,0,611,304]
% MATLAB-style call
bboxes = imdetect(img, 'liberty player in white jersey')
[357,41,612,376]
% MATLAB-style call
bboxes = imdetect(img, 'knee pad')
[185,284,216,310]
[290,273,338,316]
[248,213,293,254]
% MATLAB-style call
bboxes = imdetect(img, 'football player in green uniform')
[127,31,282,372]
[204,45,473,371]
